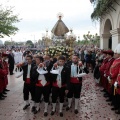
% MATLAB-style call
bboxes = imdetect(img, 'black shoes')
[31,106,36,112]
[0,97,5,100]
[66,106,70,111]
[4,89,10,92]
[74,109,78,114]
[100,89,106,92]
[10,73,14,75]
[60,112,63,117]
[106,98,112,102]
[1,94,7,98]
[104,94,109,98]
[115,110,120,114]
[33,108,40,114]
[44,112,48,116]
[51,111,63,117]
[2,91,7,95]
[108,103,114,106]
[111,107,118,111]
[23,104,30,110]
[51,111,55,115]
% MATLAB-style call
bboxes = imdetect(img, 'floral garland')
[44,46,74,59]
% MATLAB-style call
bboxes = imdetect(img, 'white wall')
[100,0,120,50]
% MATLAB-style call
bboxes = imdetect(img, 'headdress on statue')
[107,50,114,56]
[114,44,120,54]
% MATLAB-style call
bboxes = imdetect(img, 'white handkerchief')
[37,68,48,74]
[50,70,59,74]
[77,73,87,77]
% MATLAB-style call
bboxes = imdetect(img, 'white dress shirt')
[71,63,78,77]
[27,64,31,78]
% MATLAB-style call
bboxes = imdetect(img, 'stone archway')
[110,12,120,50]
[101,19,112,49]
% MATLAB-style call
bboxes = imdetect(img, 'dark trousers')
[52,86,66,103]
[113,94,120,108]
[110,85,115,105]
[35,85,50,103]
[67,83,82,98]
[23,83,35,101]
[9,64,14,74]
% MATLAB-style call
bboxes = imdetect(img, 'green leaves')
[91,0,114,21]
[0,5,20,38]
[26,40,34,48]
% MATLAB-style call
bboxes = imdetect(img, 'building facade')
[91,0,120,50]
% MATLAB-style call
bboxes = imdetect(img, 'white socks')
[75,98,79,110]
[32,101,36,106]
[44,102,48,112]
[25,100,29,105]
[59,103,63,113]
[52,103,56,111]
[36,103,40,111]
[68,98,72,108]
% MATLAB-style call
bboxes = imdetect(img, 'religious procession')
[1,0,120,119]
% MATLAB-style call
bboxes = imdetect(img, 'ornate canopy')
[51,15,69,36]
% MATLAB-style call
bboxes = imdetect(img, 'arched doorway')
[108,36,112,49]
[103,19,112,49]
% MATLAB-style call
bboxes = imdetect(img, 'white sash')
[38,74,47,86]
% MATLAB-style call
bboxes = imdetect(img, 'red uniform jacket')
[99,58,108,88]
[99,58,108,73]
[104,58,115,77]
[3,60,9,88]
[110,58,120,85]
[104,58,115,93]
[0,60,8,92]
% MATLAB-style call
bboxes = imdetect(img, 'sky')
[0,0,99,42]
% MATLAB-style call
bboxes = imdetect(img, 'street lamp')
[42,30,52,48]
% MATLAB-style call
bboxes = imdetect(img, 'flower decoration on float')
[44,46,74,59]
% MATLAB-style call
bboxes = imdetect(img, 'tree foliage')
[91,0,116,21]
[77,31,100,46]
[4,40,15,46]
[26,40,34,48]
[0,4,20,38]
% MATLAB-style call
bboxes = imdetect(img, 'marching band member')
[66,54,89,114]
[50,56,69,117]
[32,56,50,116]
[17,55,36,111]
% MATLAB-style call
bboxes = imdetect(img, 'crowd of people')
[0,43,120,117]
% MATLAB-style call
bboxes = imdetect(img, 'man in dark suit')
[8,50,15,75]
[50,56,69,117]
[17,55,36,111]
[32,56,51,116]
[66,54,89,114]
